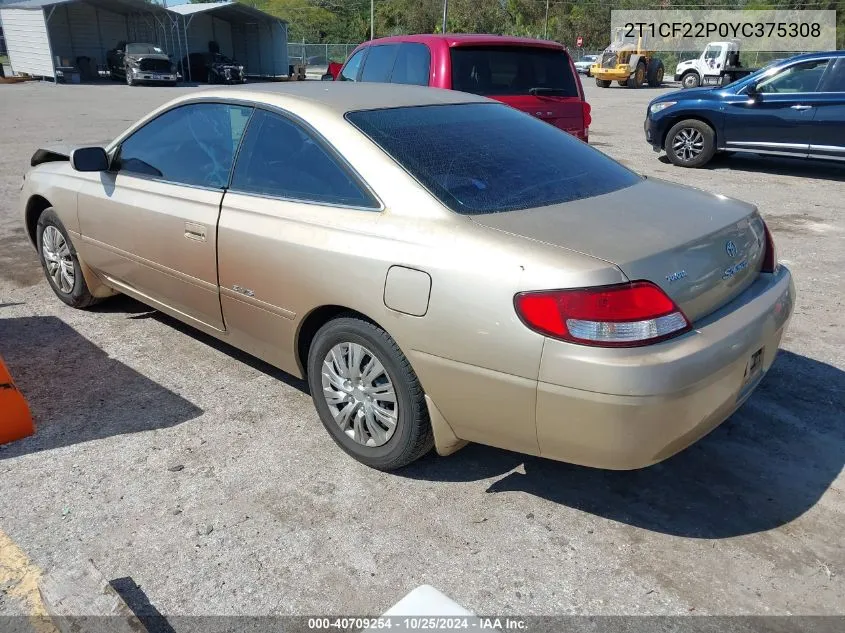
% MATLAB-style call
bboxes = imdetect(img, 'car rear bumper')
[534,266,794,469]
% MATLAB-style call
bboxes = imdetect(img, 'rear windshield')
[451,46,578,97]
[346,103,640,215]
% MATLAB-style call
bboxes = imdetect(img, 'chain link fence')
[287,43,360,67]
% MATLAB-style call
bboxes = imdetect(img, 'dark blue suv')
[645,51,845,168]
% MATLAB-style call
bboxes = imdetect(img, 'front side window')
[391,43,431,86]
[117,103,252,188]
[756,59,829,93]
[339,49,366,81]
[347,103,639,215]
[450,46,578,97]
[360,45,399,82]
[230,109,377,208]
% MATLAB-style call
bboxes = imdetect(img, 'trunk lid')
[471,178,766,322]
[495,93,585,139]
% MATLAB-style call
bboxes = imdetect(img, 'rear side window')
[361,45,399,82]
[391,43,431,86]
[347,103,638,215]
[451,46,578,97]
[230,109,377,208]
[819,58,845,92]
[340,49,366,81]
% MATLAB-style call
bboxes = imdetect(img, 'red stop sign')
[576,36,583,47]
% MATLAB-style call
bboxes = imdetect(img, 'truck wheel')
[681,72,700,89]
[595,78,611,88]
[647,59,664,87]
[627,62,646,88]
[307,315,434,471]
[664,119,716,168]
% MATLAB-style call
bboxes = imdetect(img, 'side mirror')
[70,147,109,172]
[746,81,760,97]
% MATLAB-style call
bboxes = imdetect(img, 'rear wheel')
[627,62,646,88]
[664,119,716,168]
[595,78,611,88]
[647,58,664,87]
[681,72,700,89]
[617,80,627,87]
[36,208,101,308]
[307,316,434,471]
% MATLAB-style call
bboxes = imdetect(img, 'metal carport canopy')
[169,1,289,80]
[0,0,188,80]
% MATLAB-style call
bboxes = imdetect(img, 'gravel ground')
[0,80,842,620]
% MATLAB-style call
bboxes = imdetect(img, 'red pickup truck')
[325,34,591,142]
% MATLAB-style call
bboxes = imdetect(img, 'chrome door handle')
[790,105,813,110]
[184,222,207,242]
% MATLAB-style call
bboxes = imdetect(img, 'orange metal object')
[0,356,34,445]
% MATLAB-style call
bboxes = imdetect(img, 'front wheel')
[627,62,646,88]
[595,78,611,88]
[307,316,434,470]
[647,58,664,87]
[125,70,135,86]
[664,119,716,168]
[681,72,700,89]
[36,208,101,308]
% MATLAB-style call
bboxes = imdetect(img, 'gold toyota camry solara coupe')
[21,83,795,471]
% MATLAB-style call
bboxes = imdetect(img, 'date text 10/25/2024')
[308,617,527,630]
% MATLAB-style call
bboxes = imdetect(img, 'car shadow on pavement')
[401,350,844,539]
[0,316,202,460]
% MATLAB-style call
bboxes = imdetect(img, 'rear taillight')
[582,101,592,128]
[514,281,691,347]
[761,220,778,273]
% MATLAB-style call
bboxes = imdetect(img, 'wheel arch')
[295,304,383,378]
[25,195,52,246]
[295,304,466,457]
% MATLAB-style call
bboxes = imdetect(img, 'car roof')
[355,33,567,50]
[174,81,490,115]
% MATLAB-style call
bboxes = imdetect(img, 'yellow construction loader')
[591,28,664,88]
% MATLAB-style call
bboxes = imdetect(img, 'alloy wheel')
[321,342,398,447]
[672,128,704,162]
[41,225,74,294]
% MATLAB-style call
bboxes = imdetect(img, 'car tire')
[36,208,101,309]
[681,72,700,89]
[664,119,716,168]
[595,78,611,88]
[617,80,628,87]
[125,70,135,86]
[647,58,664,87]
[627,62,646,88]
[307,315,434,471]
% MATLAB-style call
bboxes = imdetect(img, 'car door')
[77,102,253,331]
[217,108,381,375]
[359,44,399,83]
[338,48,367,81]
[721,58,830,157]
[808,57,845,161]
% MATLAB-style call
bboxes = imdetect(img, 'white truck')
[674,41,760,89]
